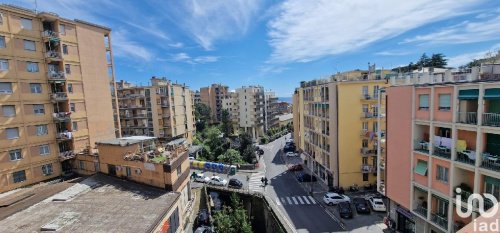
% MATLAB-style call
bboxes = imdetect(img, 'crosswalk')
[248,171,265,192]
[276,195,317,206]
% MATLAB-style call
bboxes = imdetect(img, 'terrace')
[433,127,452,159]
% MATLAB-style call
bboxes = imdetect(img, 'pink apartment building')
[383,64,500,233]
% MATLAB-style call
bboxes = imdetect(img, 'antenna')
[34,0,38,14]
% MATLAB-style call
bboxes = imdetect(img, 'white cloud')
[194,56,219,63]
[447,44,500,67]
[168,42,184,48]
[112,30,153,61]
[267,0,480,63]
[403,15,500,44]
[169,53,219,64]
[375,51,411,56]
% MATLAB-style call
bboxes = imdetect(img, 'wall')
[415,88,431,121]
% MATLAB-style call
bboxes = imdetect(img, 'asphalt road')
[261,134,343,233]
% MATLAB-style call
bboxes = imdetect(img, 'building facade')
[384,65,500,233]
[116,77,195,144]
[0,5,117,193]
[199,83,228,123]
[264,91,279,131]
[294,69,389,188]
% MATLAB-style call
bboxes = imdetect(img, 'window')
[39,144,50,155]
[62,44,68,54]
[126,167,132,177]
[2,105,15,117]
[415,160,428,176]
[436,198,448,217]
[94,162,100,172]
[26,62,39,72]
[30,83,42,93]
[0,59,8,70]
[362,104,369,113]
[373,122,378,132]
[362,157,368,164]
[362,139,368,147]
[363,173,368,181]
[79,160,85,170]
[12,170,26,183]
[177,166,182,175]
[0,36,5,48]
[72,121,78,131]
[70,103,75,112]
[42,164,53,176]
[419,94,429,110]
[65,64,71,74]
[9,149,22,160]
[6,127,19,139]
[438,94,451,110]
[362,86,368,95]
[373,85,379,98]
[67,84,73,93]
[33,104,45,115]
[20,18,32,30]
[36,125,48,136]
[436,165,449,183]
[23,40,36,51]
[0,82,12,94]
[59,24,66,35]
[485,182,500,199]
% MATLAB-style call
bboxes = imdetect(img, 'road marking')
[286,197,292,205]
[308,196,316,204]
[291,196,298,205]
[296,196,304,204]
[276,197,281,206]
[280,197,286,204]
[302,196,310,204]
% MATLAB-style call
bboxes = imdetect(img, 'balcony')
[50,92,68,102]
[433,145,451,159]
[45,50,62,61]
[360,94,377,101]
[360,112,375,119]
[456,150,476,166]
[59,150,75,161]
[53,112,71,121]
[431,214,448,230]
[361,164,375,173]
[161,103,170,108]
[56,131,73,141]
[482,113,500,127]
[47,71,66,81]
[480,153,500,172]
[413,205,427,218]
[41,30,59,39]
[457,112,477,125]
[414,140,430,154]
[433,135,452,159]
[360,147,376,157]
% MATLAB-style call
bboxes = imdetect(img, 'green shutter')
[415,160,428,176]
[484,176,500,185]
[439,94,451,108]
[484,89,500,100]
[419,95,429,108]
[458,89,479,100]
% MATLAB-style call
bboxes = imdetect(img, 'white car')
[323,192,351,206]
[367,197,387,212]
[286,152,297,157]
[192,173,210,183]
[209,176,228,186]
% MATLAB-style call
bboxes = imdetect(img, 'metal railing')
[480,156,500,172]
[455,152,475,165]
[360,164,375,173]
[414,140,430,154]
[50,92,68,101]
[41,30,59,38]
[45,51,61,59]
[53,112,71,121]
[413,206,427,218]
[47,71,66,80]
[482,113,500,127]
[431,213,448,230]
[361,112,374,118]
[361,94,376,100]
[433,145,451,159]
[56,131,72,140]
[457,112,477,125]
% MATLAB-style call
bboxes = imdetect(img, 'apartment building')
[0,5,117,193]
[116,77,195,144]
[294,69,390,188]
[194,90,201,104]
[200,83,228,122]
[383,64,500,233]
[264,91,279,131]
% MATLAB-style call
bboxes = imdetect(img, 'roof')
[0,174,179,233]
[278,113,293,122]
[97,136,156,146]
[165,138,186,146]
[188,145,203,154]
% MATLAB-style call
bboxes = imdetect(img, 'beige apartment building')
[0,5,118,193]
[200,83,229,123]
[116,77,195,144]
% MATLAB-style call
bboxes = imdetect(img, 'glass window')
[419,94,429,110]
[23,40,36,51]
[65,64,71,74]
[36,125,48,136]
[438,94,451,110]
[373,122,378,132]
[72,121,78,131]
[2,105,15,117]
[0,82,12,93]
[12,170,26,183]
[42,164,53,175]
[126,167,132,177]
[363,173,368,181]
[362,104,369,113]
[177,166,182,175]
[436,165,449,183]
[79,160,85,170]
[485,182,500,199]
[70,103,75,112]
[59,24,66,35]
[67,84,73,93]
[362,86,368,95]
[33,104,45,115]
[373,85,379,98]
[20,18,32,30]
[26,62,39,72]
[0,59,8,70]
[6,127,19,139]
[30,83,42,93]
[39,144,50,155]
[437,199,448,217]
[0,36,5,48]
[62,44,68,54]
[9,149,22,160]
[362,122,368,131]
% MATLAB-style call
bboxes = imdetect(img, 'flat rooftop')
[97,136,157,146]
[0,174,179,233]
[278,113,293,121]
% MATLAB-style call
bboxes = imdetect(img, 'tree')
[238,132,255,163]
[217,149,242,164]
[429,53,447,68]
[195,103,212,132]
[213,194,253,233]
[220,109,233,137]
[204,126,226,161]
[416,53,431,68]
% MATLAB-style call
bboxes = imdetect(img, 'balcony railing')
[360,147,377,157]
[456,151,476,166]
[41,30,59,38]
[53,112,71,121]
[480,153,500,172]
[56,131,73,141]
[59,150,75,161]
[361,112,374,118]
[361,164,375,173]
[457,112,477,125]
[433,145,451,159]
[431,213,448,230]
[482,113,500,127]
[413,205,427,218]
[361,94,377,100]
[50,92,68,102]
[414,140,430,154]
[45,51,61,60]
[47,71,66,81]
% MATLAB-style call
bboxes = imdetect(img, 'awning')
[485,176,500,185]
[484,88,500,100]
[415,160,428,176]
[458,89,479,100]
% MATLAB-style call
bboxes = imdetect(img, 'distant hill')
[278,97,292,104]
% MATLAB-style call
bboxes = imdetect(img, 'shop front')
[396,205,416,233]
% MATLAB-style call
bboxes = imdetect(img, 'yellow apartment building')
[200,83,229,123]
[0,5,118,193]
[294,69,389,188]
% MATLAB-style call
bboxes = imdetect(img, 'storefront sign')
[396,206,414,221]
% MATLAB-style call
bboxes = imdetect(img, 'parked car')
[338,202,354,218]
[197,209,209,226]
[296,173,317,182]
[367,197,387,212]
[352,197,370,214]
[209,176,228,186]
[192,173,210,183]
[323,192,351,206]
[286,151,297,157]
[228,178,243,189]
[194,226,212,233]
[288,164,303,171]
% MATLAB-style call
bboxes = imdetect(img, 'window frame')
[26,61,39,72]
[59,24,66,35]
[20,18,32,30]
[485,182,500,199]
[65,64,71,74]
[436,165,449,183]
[0,82,13,94]
[438,94,451,111]
[72,121,78,131]
[42,164,53,176]
[62,44,68,54]
[12,170,26,183]
[436,198,448,217]
[6,127,19,139]
[70,103,75,112]
[79,160,85,170]
[36,124,48,136]
[33,104,45,115]
[2,105,15,117]
[67,83,73,93]
[9,149,22,161]
[0,36,6,48]
[0,59,8,70]
[419,94,430,110]
[23,39,36,51]
[30,83,42,93]
[39,144,50,156]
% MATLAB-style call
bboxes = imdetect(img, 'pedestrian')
[246,175,250,182]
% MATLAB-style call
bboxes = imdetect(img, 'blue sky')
[7,0,500,97]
